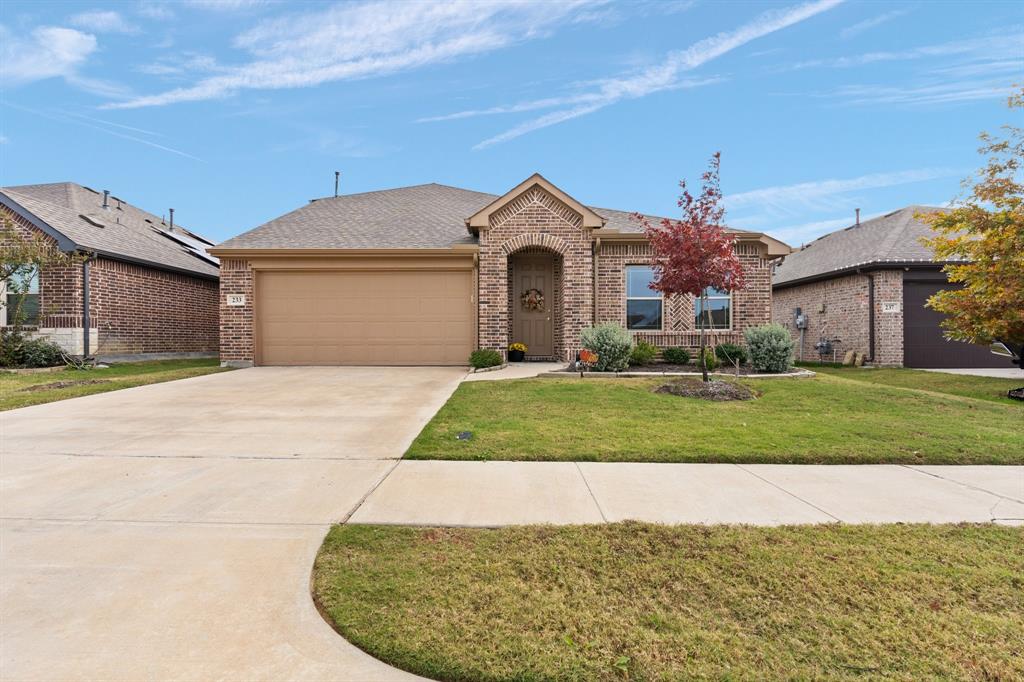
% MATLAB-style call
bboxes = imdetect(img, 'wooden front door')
[512,255,554,357]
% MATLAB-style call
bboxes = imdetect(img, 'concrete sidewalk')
[350,461,1024,527]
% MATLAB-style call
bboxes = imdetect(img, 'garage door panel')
[903,281,1005,368]
[256,270,473,366]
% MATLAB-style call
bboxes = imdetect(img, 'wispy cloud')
[726,168,956,213]
[183,0,268,9]
[467,0,844,149]
[69,10,140,35]
[839,9,908,39]
[0,25,97,86]
[787,31,1022,70]
[828,80,1018,106]
[2,102,203,161]
[106,0,599,109]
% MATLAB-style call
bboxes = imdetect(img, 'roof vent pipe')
[102,190,110,209]
[169,208,175,232]
[855,208,860,226]
[334,171,340,198]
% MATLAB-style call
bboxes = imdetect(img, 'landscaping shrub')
[0,329,65,368]
[580,323,634,372]
[662,347,691,365]
[745,323,795,373]
[698,346,720,371]
[468,349,502,370]
[629,340,658,366]
[714,343,748,366]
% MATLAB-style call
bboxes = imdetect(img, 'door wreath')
[521,288,545,312]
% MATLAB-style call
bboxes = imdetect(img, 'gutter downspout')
[863,271,875,363]
[82,256,93,358]
[592,237,600,328]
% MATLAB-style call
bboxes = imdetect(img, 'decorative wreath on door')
[521,288,545,312]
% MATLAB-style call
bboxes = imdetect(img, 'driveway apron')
[1,366,464,681]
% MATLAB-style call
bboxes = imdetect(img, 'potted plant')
[508,342,527,362]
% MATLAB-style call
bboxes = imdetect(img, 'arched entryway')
[508,247,563,359]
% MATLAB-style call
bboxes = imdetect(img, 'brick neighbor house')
[210,174,789,367]
[771,205,1004,368]
[0,182,219,358]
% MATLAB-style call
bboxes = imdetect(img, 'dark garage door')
[903,281,1006,368]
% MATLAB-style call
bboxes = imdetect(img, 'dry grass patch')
[314,523,1024,682]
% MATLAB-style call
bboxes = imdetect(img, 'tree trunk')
[699,290,708,382]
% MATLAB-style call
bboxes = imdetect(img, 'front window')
[626,266,662,330]
[4,265,40,327]
[694,287,731,330]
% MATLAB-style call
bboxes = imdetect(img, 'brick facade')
[1,206,219,357]
[218,258,254,365]
[772,269,904,366]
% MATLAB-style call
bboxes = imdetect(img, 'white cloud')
[469,0,844,149]
[107,0,598,109]
[829,80,1018,106]
[184,0,267,9]
[787,31,1023,70]
[839,9,908,39]
[69,10,140,34]
[0,25,97,86]
[137,2,175,21]
[725,168,956,214]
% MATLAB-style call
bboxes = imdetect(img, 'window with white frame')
[694,287,731,330]
[625,266,662,330]
[2,265,40,327]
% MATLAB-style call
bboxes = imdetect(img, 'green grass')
[0,358,230,410]
[811,366,1023,403]
[405,374,1023,464]
[314,523,1024,682]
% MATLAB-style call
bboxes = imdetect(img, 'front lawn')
[811,365,1023,404]
[405,374,1022,464]
[314,523,1024,682]
[0,359,230,410]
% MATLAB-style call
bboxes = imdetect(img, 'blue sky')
[0,0,1020,246]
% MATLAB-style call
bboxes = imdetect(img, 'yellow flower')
[509,343,528,352]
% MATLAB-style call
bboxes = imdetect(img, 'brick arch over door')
[507,244,564,360]
[500,232,571,257]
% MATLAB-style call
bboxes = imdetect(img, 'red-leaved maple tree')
[633,153,746,382]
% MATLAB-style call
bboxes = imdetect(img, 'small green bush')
[629,340,658,366]
[697,346,720,371]
[745,323,795,373]
[662,347,690,365]
[580,323,634,372]
[0,329,65,368]
[714,343,748,366]
[469,349,503,369]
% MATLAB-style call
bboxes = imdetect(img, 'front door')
[512,255,554,357]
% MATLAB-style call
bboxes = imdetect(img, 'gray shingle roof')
[772,205,948,287]
[0,182,219,278]
[216,182,756,250]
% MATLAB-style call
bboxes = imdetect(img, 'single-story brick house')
[210,174,789,367]
[0,182,219,358]
[771,205,1003,368]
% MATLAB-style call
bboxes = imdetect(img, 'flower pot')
[508,349,526,362]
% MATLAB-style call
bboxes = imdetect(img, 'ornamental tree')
[633,153,746,381]
[920,89,1024,352]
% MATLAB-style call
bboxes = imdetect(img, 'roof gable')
[465,174,605,233]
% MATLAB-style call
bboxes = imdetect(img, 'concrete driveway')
[1,367,463,681]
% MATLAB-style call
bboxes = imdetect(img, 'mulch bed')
[654,378,756,401]
[19,379,109,392]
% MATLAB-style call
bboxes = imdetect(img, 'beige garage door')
[256,270,473,366]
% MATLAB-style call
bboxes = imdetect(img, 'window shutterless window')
[626,266,662,330]
[4,265,40,327]
[694,286,731,330]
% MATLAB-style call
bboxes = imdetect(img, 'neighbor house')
[210,174,789,367]
[771,205,1003,368]
[0,182,219,358]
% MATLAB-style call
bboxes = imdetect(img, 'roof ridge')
[311,182,497,202]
